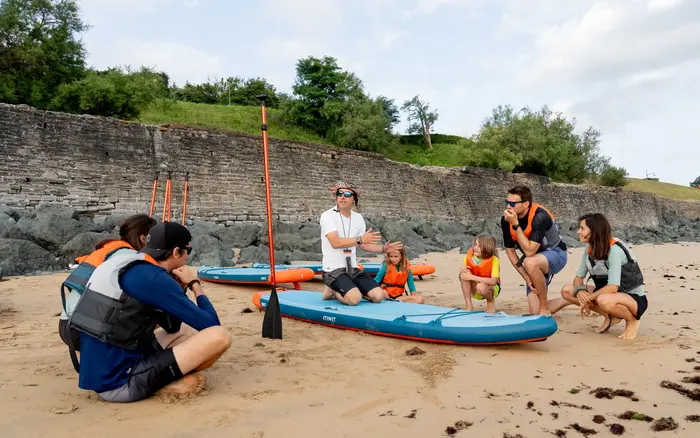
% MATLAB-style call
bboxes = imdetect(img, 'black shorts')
[58,319,80,352]
[322,268,380,297]
[626,293,648,320]
[97,347,183,403]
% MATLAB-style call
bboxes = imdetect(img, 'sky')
[77,0,700,186]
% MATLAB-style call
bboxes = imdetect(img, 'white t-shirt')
[319,207,366,272]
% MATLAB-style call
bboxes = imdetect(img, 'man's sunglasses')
[336,190,354,198]
[505,200,525,207]
[181,246,193,255]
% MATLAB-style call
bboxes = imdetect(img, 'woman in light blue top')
[558,213,647,340]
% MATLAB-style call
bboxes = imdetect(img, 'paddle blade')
[262,287,282,339]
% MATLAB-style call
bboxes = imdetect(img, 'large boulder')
[0,215,26,240]
[216,223,260,248]
[298,223,321,240]
[0,238,61,276]
[187,232,233,267]
[16,207,87,252]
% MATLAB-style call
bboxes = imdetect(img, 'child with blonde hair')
[460,233,501,313]
[374,247,425,304]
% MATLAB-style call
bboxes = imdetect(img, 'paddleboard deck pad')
[253,290,558,345]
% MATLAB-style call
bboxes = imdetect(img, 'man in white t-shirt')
[320,181,403,306]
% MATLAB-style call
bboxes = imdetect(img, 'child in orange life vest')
[374,248,425,304]
[460,233,501,313]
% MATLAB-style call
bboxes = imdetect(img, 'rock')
[61,232,115,262]
[237,245,293,264]
[0,216,26,240]
[0,205,30,221]
[0,238,61,275]
[287,251,322,262]
[34,203,79,220]
[187,232,233,267]
[101,214,132,233]
[16,212,87,253]
[215,223,260,248]
[298,223,321,240]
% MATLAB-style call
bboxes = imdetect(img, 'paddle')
[149,170,159,218]
[258,94,282,339]
[182,172,189,225]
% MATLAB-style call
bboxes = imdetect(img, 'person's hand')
[459,267,472,282]
[360,228,382,245]
[503,209,518,225]
[384,240,403,252]
[172,266,196,286]
[578,291,591,307]
[579,304,591,318]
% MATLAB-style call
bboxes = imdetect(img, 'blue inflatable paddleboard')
[198,266,315,288]
[252,263,324,274]
[253,290,558,345]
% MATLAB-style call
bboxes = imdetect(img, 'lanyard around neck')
[338,210,351,238]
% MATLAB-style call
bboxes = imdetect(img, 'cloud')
[102,40,223,85]
[517,0,700,88]
[79,0,199,14]
[379,30,406,50]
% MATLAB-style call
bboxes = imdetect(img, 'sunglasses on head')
[336,190,354,198]
[505,200,525,207]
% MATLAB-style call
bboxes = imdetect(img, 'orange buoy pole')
[258,94,282,340]
[181,172,189,225]
[149,170,159,218]
[162,170,172,222]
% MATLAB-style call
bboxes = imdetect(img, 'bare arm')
[506,247,531,284]
[513,227,541,257]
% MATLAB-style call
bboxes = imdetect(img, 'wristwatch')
[186,279,201,291]
[356,235,362,245]
[512,223,520,230]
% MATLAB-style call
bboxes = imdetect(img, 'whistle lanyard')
[338,211,351,238]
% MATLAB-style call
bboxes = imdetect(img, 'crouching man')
[68,221,232,403]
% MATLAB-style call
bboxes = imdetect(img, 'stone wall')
[2,103,699,227]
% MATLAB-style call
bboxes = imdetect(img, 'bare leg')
[155,324,196,349]
[595,294,641,340]
[523,255,550,315]
[397,295,425,304]
[475,282,496,313]
[333,288,362,306]
[560,284,616,331]
[366,287,385,303]
[156,326,232,396]
[460,278,475,310]
[322,286,334,300]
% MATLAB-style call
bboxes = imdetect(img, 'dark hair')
[508,185,532,204]
[579,213,612,259]
[95,214,158,251]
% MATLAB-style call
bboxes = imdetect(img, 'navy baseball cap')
[142,222,192,259]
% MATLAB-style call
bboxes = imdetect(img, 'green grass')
[624,178,700,201]
[139,99,326,144]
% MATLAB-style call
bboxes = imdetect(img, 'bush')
[599,165,628,187]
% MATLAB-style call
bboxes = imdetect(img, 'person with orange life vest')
[68,222,231,403]
[374,247,425,304]
[59,214,158,356]
[558,213,647,340]
[459,233,501,313]
[501,185,570,316]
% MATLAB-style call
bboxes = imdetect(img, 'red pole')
[149,171,159,218]
[258,94,282,339]
[182,172,189,225]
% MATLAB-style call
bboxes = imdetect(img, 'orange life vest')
[587,238,617,255]
[464,248,500,282]
[75,240,134,266]
[380,261,411,298]
[508,203,556,243]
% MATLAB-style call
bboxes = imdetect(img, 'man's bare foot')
[157,373,207,396]
[321,287,334,300]
[486,302,496,313]
[618,320,640,340]
[538,308,551,316]
[598,316,622,333]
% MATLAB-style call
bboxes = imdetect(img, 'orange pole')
[182,172,189,225]
[149,171,159,218]
[259,94,282,339]
[166,171,173,222]
[162,171,171,222]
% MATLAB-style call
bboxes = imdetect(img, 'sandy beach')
[1,243,699,437]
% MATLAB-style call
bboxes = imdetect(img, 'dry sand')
[1,243,700,437]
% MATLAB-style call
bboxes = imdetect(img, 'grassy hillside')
[624,178,700,201]
[139,99,326,144]
[139,100,700,202]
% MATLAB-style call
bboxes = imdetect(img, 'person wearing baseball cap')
[74,221,232,403]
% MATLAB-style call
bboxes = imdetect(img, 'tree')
[283,56,365,137]
[599,164,628,187]
[470,104,612,183]
[326,98,396,152]
[690,176,700,188]
[0,0,88,108]
[376,96,400,132]
[50,67,168,119]
[401,95,438,149]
